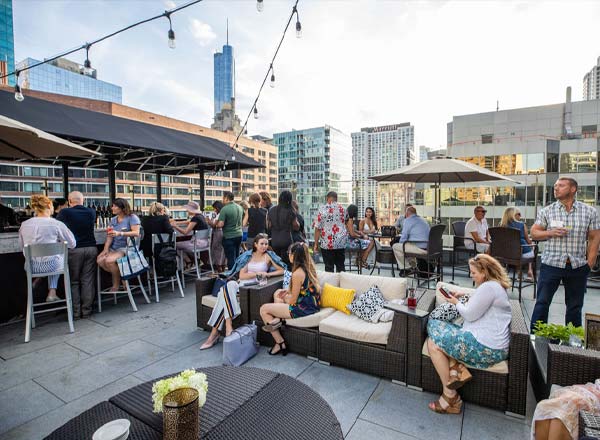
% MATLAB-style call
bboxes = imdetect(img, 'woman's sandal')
[200,335,220,350]
[428,392,462,414]
[268,340,288,356]
[262,319,283,332]
[447,363,473,390]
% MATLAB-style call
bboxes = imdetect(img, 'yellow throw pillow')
[321,283,355,315]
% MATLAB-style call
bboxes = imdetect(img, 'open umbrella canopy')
[0,114,102,160]
[370,157,520,184]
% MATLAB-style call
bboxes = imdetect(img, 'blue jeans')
[531,263,590,330]
[222,236,242,270]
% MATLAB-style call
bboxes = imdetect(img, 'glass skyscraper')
[214,44,234,116]
[0,0,15,86]
[17,57,122,103]
[275,125,352,225]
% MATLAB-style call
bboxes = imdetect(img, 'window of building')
[0,181,19,191]
[582,124,597,138]
[559,152,597,173]
[0,165,18,176]
[481,134,493,144]
[546,153,559,173]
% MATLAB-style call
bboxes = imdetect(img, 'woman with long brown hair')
[259,241,321,355]
[426,254,512,414]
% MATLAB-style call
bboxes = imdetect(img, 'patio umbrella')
[0,114,101,160]
[370,157,520,221]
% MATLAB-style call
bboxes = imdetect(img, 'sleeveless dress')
[289,275,320,318]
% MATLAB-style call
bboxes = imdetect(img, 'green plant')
[533,321,584,343]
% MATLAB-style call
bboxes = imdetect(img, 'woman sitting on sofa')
[259,241,321,356]
[200,234,284,350]
[426,254,511,414]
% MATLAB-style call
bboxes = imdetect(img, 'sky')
[12,0,600,150]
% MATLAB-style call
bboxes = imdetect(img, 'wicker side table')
[579,411,600,439]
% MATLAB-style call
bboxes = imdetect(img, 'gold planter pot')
[162,387,199,440]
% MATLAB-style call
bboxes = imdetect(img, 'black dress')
[268,205,297,265]
[140,215,174,258]
[247,207,267,239]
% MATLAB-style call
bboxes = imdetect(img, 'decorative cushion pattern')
[339,272,406,301]
[285,307,336,328]
[282,270,292,288]
[321,283,355,315]
[348,285,386,322]
[429,296,470,322]
[319,311,392,345]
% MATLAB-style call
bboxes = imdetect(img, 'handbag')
[222,322,259,366]
[211,278,228,297]
[117,237,150,280]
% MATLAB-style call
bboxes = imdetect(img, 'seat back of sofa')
[338,272,406,301]
[316,270,341,289]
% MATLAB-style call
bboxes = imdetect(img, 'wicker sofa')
[405,282,530,417]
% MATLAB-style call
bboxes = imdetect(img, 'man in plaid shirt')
[530,177,600,330]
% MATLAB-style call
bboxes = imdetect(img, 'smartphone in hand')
[439,287,454,299]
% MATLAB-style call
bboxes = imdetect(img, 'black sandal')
[268,340,288,356]
[262,319,283,332]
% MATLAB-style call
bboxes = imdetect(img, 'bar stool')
[23,242,74,343]
[151,232,184,302]
[179,228,213,288]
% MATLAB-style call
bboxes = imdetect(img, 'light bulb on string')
[270,67,275,88]
[296,20,302,38]
[166,14,176,49]
[14,83,24,102]
[256,0,264,12]
[83,44,94,76]
[253,106,259,119]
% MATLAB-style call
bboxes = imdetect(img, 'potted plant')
[533,321,585,352]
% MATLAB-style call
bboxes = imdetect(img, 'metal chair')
[345,246,363,274]
[23,242,74,343]
[451,221,477,281]
[404,224,446,289]
[150,233,185,302]
[370,239,396,277]
[179,228,213,287]
[489,227,537,301]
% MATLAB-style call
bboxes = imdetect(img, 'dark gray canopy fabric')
[0,90,262,174]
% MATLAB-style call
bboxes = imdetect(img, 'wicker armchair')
[405,290,530,416]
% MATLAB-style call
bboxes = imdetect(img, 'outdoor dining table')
[44,366,343,440]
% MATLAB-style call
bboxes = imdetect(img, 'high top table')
[44,366,343,440]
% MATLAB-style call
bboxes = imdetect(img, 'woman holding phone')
[426,254,511,414]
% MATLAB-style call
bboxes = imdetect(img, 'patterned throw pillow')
[348,285,386,322]
[282,270,292,289]
[429,295,469,322]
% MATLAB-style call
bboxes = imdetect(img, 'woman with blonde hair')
[500,206,535,281]
[140,202,173,259]
[426,254,512,414]
[19,195,76,302]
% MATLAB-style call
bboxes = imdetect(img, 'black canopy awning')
[0,90,262,175]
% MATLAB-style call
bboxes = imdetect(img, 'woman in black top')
[246,193,267,242]
[140,202,174,259]
[291,200,306,243]
[267,191,299,266]
[172,201,209,266]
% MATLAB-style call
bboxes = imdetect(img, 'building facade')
[275,125,352,225]
[0,0,15,86]
[351,123,415,216]
[426,88,600,227]
[213,43,234,117]
[583,56,600,101]
[17,57,122,103]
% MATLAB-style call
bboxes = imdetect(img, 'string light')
[253,107,259,119]
[270,64,275,88]
[294,6,302,38]
[257,0,264,12]
[166,13,176,49]
[14,71,24,102]
[83,44,93,75]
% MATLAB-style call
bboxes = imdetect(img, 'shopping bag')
[222,323,259,366]
[117,238,149,280]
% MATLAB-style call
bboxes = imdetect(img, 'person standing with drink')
[530,177,600,330]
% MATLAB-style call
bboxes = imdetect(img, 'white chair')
[151,233,184,302]
[23,242,74,343]
[179,228,214,287]
[96,237,150,312]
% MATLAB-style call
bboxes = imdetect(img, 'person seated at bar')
[532,379,600,440]
[200,234,285,349]
[206,201,227,273]
[345,204,374,269]
[140,202,173,259]
[57,191,97,318]
[359,206,378,235]
[19,195,76,302]
[52,198,68,218]
[426,254,511,415]
[394,203,412,231]
[96,198,140,292]
[170,201,208,268]
[392,206,430,277]
[465,205,491,253]
[260,242,321,356]
[499,206,535,281]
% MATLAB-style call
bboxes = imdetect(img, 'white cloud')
[164,0,176,9]
[189,19,217,47]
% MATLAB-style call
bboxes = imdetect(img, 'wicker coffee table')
[44,366,343,440]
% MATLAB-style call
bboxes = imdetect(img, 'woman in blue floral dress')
[259,242,321,355]
[427,254,512,415]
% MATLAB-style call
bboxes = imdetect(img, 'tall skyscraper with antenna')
[212,20,241,134]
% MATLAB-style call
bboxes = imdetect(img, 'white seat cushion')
[319,311,392,345]
[435,281,476,307]
[316,270,340,289]
[422,340,508,374]
[286,307,336,328]
[339,272,406,301]
[201,295,218,308]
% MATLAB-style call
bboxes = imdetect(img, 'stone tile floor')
[1,266,598,439]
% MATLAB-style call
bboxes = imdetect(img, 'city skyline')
[9,0,600,150]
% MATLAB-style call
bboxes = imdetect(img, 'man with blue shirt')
[57,191,97,319]
[392,206,430,276]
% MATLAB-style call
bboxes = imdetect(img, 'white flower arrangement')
[151,369,208,413]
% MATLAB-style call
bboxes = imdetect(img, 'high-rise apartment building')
[583,56,600,101]
[274,126,352,225]
[17,57,122,103]
[351,123,415,215]
[0,0,15,86]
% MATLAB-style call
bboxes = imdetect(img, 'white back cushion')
[316,270,340,289]
[339,272,406,301]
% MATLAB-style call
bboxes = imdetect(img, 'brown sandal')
[447,363,472,390]
[428,392,462,414]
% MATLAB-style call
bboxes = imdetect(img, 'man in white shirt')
[464,206,491,253]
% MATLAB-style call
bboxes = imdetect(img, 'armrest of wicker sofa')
[195,277,216,328]
[506,300,529,416]
[243,277,284,322]
[547,344,600,388]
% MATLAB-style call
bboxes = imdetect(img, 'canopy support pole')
[198,165,205,209]
[61,161,69,200]
[156,171,162,203]
[107,157,116,201]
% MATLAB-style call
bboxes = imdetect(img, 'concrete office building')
[583,56,600,101]
[0,0,15,86]
[17,57,122,103]
[274,125,352,225]
[428,87,600,227]
[352,123,415,216]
